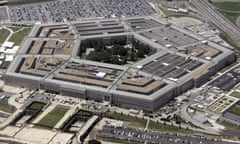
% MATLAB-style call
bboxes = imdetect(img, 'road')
[111,105,220,135]
[191,0,240,45]
[99,125,240,144]
[180,102,221,134]
[179,62,240,136]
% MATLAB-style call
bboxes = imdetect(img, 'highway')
[191,0,240,45]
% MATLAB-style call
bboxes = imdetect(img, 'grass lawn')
[8,0,56,6]
[26,101,46,123]
[105,112,147,128]
[28,101,46,111]
[77,109,93,117]
[0,61,11,69]
[36,106,68,129]
[230,91,240,99]
[219,33,240,52]
[7,26,22,32]
[220,11,240,25]
[0,98,16,113]
[218,120,240,131]
[105,111,193,134]
[9,27,31,45]
[213,2,240,26]
[213,2,240,11]
[0,28,10,44]
[228,102,240,116]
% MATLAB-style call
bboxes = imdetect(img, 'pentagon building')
[3,17,236,111]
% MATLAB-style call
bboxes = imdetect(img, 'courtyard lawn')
[36,106,68,129]
[0,98,16,113]
[77,109,93,118]
[28,101,46,111]
[230,91,240,99]
[213,2,240,26]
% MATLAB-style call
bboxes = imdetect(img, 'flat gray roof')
[4,16,235,101]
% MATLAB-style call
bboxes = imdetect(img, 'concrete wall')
[194,53,236,87]
[178,79,194,94]
[215,53,236,71]
[152,89,176,111]
[3,75,40,89]
[41,81,61,93]
[60,88,86,99]
[86,90,108,101]
[111,94,153,111]
[194,70,211,87]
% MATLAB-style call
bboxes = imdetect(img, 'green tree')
[129,51,137,61]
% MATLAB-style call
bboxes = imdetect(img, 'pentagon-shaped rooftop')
[4,17,236,111]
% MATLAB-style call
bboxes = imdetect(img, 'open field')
[105,112,147,128]
[220,33,240,52]
[26,101,46,123]
[221,12,240,25]
[0,28,10,44]
[213,2,240,11]
[213,2,240,26]
[9,28,31,45]
[36,106,68,129]
[0,98,16,113]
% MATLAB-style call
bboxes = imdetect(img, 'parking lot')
[0,7,9,22]
[142,53,202,80]
[99,125,238,144]
[127,18,163,30]
[210,65,240,91]
[9,0,156,23]
[74,20,126,36]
